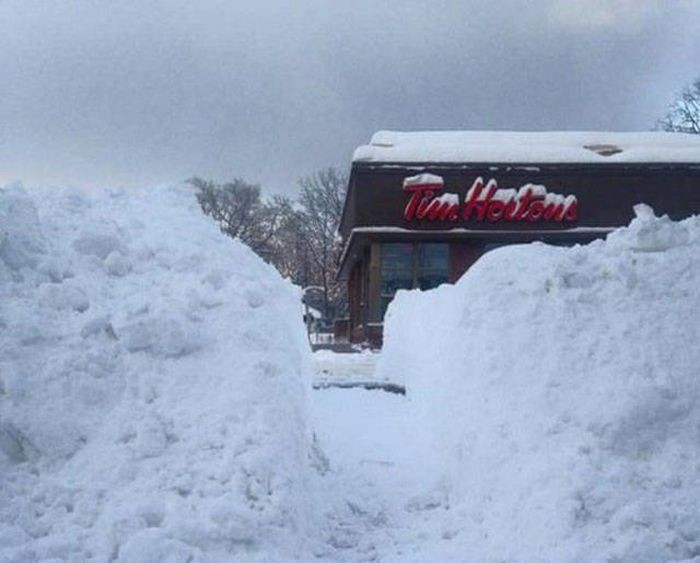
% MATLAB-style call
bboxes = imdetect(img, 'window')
[380,243,413,316]
[380,243,448,317]
[417,243,449,290]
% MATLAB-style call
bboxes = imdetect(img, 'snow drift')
[379,205,700,562]
[0,183,313,562]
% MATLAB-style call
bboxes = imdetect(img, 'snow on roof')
[352,130,700,165]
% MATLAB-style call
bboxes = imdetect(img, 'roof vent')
[583,144,623,157]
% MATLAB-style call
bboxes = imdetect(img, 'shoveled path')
[309,351,463,562]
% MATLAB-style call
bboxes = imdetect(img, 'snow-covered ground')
[311,350,403,393]
[312,350,379,383]
[4,180,700,562]
[309,359,455,562]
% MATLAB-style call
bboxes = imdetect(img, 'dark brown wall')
[339,174,358,237]
[347,261,361,335]
[449,242,485,283]
[339,163,700,237]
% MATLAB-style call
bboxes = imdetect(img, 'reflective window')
[381,243,413,315]
[417,271,448,291]
[380,243,449,316]
[381,243,413,270]
[417,244,448,290]
[381,270,413,296]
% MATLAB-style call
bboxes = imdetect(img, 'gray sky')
[1,0,699,193]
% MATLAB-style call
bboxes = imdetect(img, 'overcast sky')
[1,0,699,193]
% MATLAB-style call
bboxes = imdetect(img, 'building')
[337,131,700,347]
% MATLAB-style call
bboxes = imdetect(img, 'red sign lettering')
[402,175,577,223]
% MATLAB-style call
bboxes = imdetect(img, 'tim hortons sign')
[402,173,578,223]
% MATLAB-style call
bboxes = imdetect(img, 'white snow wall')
[0,184,314,562]
[378,205,700,562]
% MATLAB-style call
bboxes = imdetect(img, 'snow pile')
[0,183,314,562]
[378,205,700,561]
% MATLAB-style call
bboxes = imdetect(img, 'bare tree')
[659,77,700,134]
[296,167,348,319]
[188,177,282,260]
[189,167,349,321]
[262,197,309,283]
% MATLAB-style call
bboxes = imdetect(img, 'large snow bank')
[0,183,313,562]
[378,205,700,561]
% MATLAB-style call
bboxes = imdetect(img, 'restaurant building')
[337,131,700,347]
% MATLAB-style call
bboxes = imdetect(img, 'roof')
[352,130,700,165]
